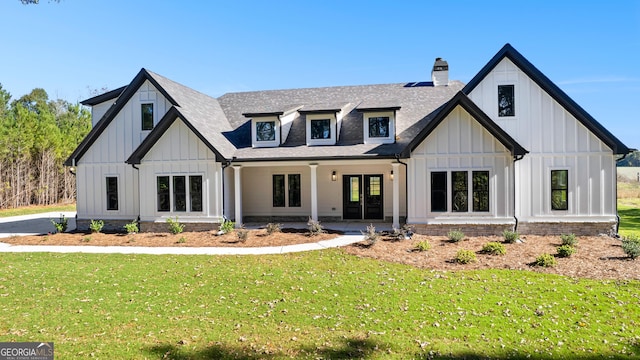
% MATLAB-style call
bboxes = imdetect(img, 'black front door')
[343,175,362,219]
[342,174,384,220]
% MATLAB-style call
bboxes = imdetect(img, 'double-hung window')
[430,171,490,213]
[273,174,301,207]
[157,175,203,212]
[551,170,568,210]
[106,177,118,211]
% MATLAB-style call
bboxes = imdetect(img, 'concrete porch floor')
[242,221,394,235]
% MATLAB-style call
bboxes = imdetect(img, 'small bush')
[414,240,431,252]
[621,235,640,259]
[560,233,577,246]
[220,219,235,234]
[361,224,380,244]
[534,253,557,267]
[557,244,576,258]
[390,227,406,240]
[455,249,477,264]
[166,217,185,235]
[123,220,139,234]
[502,230,519,244]
[51,215,68,233]
[447,229,465,243]
[481,242,506,255]
[81,236,91,243]
[89,219,104,233]
[307,218,326,236]
[266,223,282,235]
[177,236,187,244]
[236,228,249,243]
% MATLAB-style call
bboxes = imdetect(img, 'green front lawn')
[0,251,638,359]
[619,198,640,237]
[0,203,76,218]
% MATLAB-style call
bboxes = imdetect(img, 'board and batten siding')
[408,106,514,224]
[138,119,223,223]
[467,58,617,223]
[76,80,172,222]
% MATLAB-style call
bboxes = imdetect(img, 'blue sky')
[1,0,639,148]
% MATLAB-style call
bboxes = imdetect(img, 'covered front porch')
[225,159,406,229]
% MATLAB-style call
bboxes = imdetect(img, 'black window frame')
[157,176,170,212]
[288,174,301,207]
[452,171,468,212]
[106,176,118,211]
[273,174,285,207]
[310,119,331,140]
[273,174,301,208]
[431,172,447,212]
[189,175,203,212]
[498,84,515,117]
[256,121,276,142]
[551,170,568,211]
[368,116,390,138]
[141,103,154,130]
[472,171,490,212]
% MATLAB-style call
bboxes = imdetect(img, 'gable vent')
[431,57,449,86]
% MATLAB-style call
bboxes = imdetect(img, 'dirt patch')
[3,230,638,280]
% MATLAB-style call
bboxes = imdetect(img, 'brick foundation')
[139,221,220,233]
[411,223,514,237]
[77,219,132,233]
[516,221,617,236]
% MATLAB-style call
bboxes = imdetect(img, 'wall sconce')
[390,170,394,181]
[332,170,337,181]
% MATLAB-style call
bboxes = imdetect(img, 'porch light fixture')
[331,170,337,181]
[390,170,394,181]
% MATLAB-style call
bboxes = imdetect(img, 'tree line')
[0,84,91,209]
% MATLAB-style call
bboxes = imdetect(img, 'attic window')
[369,117,390,138]
[256,121,276,141]
[311,119,331,139]
[141,103,154,130]
[498,85,515,117]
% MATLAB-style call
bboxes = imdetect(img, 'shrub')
[621,235,640,259]
[455,249,477,264]
[123,220,139,234]
[266,223,282,235]
[236,228,249,243]
[481,242,506,255]
[557,244,576,258]
[534,253,557,267]
[220,219,235,234]
[81,236,91,243]
[166,217,185,235]
[502,230,519,244]
[307,218,326,236]
[89,219,104,233]
[414,240,431,252]
[177,236,187,244]
[447,229,465,243]
[50,215,68,233]
[560,233,578,246]
[361,224,380,244]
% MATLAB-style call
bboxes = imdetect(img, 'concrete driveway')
[0,212,76,238]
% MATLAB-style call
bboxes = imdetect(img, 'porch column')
[392,163,400,229]
[233,165,242,227]
[309,164,318,221]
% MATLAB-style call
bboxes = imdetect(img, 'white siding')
[138,120,223,222]
[408,106,514,224]
[76,80,172,221]
[467,58,617,222]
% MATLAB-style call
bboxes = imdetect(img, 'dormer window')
[256,121,276,142]
[311,119,331,139]
[368,116,390,138]
[356,104,400,145]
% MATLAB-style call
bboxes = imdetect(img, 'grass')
[0,203,76,218]
[0,251,638,359]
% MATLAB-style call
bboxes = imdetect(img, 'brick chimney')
[431,57,449,86]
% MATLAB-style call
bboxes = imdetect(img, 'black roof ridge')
[462,43,629,154]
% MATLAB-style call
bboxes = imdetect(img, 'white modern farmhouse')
[66,44,630,235]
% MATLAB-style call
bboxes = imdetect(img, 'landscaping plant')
[265,222,282,235]
[50,214,68,233]
[220,219,235,234]
[166,217,185,235]
[557,244,576,258]
[502,229,519,243]
[361,224,380,245]
[89,219,104,233]
[447,229,465,242]
[455,249,477,264]
[123,220,139,234]
[307,218,326,236]
[621,234,640,259]
[534,253,557,267]
[481,241,506,255]
[413,239,431,252]
[560,233,578,246]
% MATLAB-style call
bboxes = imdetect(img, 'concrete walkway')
[0,213,381,255]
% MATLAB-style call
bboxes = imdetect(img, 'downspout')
[395,154,408,225]
[129,163,140,226]
[512,154,525,232]
[221,158,233,222]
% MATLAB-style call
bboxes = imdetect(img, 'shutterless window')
[173,176,186,212]
[310,119,331,139]
[369,117,390,138]
[106,177,118,210]
[498,85,515,117]
[551,170,568,210]
[288,174,301,207]
[189,176,203,212]
[452,171,468,212]
[472,171,490,212]
[157,176,170,212]
[141,103,154,130]
[431,172,447,212]
[256,121,275,141]
[273,174,285,207]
